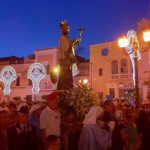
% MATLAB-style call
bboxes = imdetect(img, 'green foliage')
[24,95,32,102]
[58,83,100,121]
[12,96,21,101]
[41,95,47,100]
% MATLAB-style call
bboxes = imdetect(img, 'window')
[111,60,118,74]
[101,48,109,56]
[99,68,103,76]
[43,81,48,89]
[41,61,49,74]
[120,59,128,73]
[28,79,32,85]
[109,88,115,98]
[17,59,24,64]
[45,65,50,74]
[78,64,89,76]
[16,77,20,86]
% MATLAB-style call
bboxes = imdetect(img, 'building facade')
[0,48,89,101]
[89,19,150,100]
[0,47,58,101]
[0,19,149,102]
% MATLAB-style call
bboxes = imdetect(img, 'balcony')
[111,73,133,80]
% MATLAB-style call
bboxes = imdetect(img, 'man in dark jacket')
[137,98,150,150]
[7,104,38,150]
[102,100,123,150]
[0,110,9,150]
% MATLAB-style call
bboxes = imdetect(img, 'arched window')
[120,59,128,74]
[111,60,118,74]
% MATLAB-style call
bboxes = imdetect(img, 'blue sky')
[0,0,149,59]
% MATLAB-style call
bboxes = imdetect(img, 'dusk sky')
[0,0,149,59]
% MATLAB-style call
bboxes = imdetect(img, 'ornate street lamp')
[118,30,150,107]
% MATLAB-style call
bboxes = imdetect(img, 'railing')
[111,73,133,80]
[120,74,128,79]
[111,74,118,79]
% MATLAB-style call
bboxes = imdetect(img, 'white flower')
[59,84,100,121]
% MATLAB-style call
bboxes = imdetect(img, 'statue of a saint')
[57,20,81,90]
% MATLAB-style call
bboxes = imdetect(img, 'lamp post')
[90,62,93,88]
[118,30,150,107]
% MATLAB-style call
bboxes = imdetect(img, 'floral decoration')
[58,83,100,121]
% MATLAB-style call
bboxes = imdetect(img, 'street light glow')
[118,29,150,108]
[83,79,88,84]
[53,67,59,73]
[143,30,150,42]
[118,35,129,48]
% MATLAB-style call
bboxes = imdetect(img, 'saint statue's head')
[59,20,69,34]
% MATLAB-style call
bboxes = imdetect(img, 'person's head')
[47,135,61,150]
[8,103,16,112]
[123,102,130,108]
[47,92,58,109]
[104,100,116,115]
[142,98,150,109]
[126,107,134,117]
[0,110,10,128]
[29,104,42,117]
[9,110,18,125]
[17,105,29,124]
[127,115,135,124]
[59,20,69,35]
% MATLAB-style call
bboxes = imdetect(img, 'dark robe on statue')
[57,33,76,90]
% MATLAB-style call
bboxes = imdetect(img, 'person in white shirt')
[78,106,114,150]
[40,92,61,150]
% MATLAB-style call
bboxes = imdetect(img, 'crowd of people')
[0,93,150,150]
